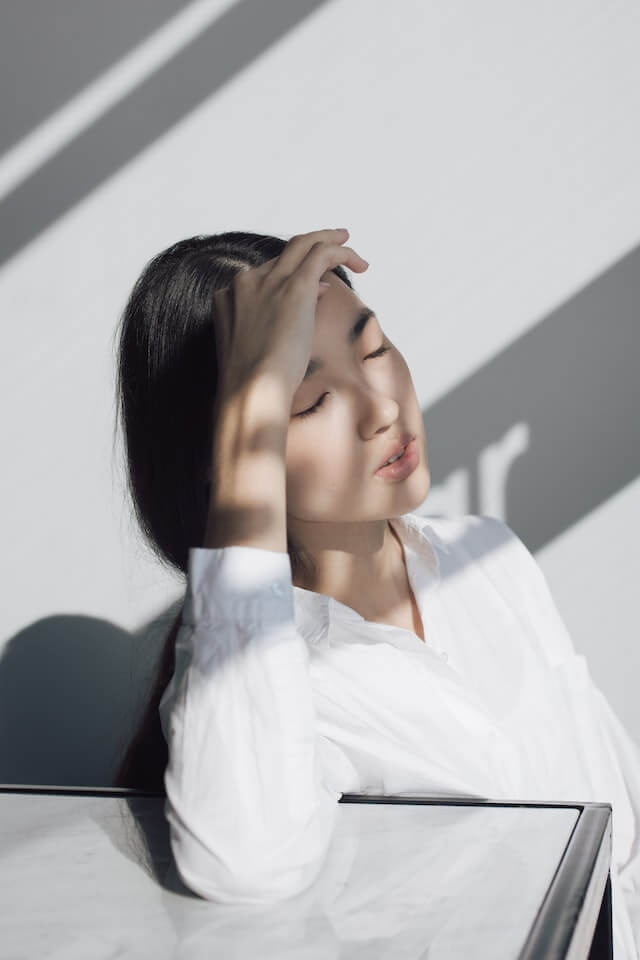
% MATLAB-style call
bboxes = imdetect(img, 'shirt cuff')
[183,545,294,627]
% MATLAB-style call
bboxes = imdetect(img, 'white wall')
[1,0,639,783]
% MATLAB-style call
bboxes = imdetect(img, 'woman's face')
[285,272,431,530]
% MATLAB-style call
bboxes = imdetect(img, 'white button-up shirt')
[159,512,640,957]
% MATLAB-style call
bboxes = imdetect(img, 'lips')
[376,433,414,471]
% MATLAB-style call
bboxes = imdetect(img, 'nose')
[357,384,400,440]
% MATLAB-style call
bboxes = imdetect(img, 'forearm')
[204,372,292,553]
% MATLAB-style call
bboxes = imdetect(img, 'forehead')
[300,276,378,383]
[315,271,374,331]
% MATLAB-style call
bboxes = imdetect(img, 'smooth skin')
[205,229,431,640]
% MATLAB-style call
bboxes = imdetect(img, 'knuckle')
[285,269,304,288]
[309,240,329,257]
[284,271,305,295]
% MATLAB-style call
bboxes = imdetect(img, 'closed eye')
[367,343,391,360]
[296,391,329,419]
[294,343,391,419]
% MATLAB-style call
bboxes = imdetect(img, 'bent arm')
[159,543,349,903]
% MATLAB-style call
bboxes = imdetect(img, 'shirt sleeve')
[157,544,357,904]
[480,515,640,956]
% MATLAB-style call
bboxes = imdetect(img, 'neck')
[290,517,409,619]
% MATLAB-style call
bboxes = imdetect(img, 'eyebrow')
[302,307,376,382]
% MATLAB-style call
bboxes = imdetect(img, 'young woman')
[115,228,640,955]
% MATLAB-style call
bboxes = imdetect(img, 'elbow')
[165,799,335,905]
[170,829,326,904]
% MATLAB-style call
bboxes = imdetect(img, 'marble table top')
[0,790,583,959]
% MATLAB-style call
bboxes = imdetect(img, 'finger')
[293,243,369,292]
[266,229,351,283]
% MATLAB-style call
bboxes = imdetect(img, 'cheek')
[285,427,355,514]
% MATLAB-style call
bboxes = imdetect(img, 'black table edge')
[339,793,613,960]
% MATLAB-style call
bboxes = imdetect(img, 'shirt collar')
[292,512,447,643]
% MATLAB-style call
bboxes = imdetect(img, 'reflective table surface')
[0,787,611,959]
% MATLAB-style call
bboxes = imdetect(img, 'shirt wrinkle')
[160,510,640,956]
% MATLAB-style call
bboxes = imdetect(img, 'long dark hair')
[113,232,353,791]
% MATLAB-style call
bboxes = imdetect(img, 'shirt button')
[271,582,284,595]
[440,651,448,662]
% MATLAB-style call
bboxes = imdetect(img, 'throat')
[365,523,426,642]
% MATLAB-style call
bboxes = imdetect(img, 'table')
[0,786,612,959]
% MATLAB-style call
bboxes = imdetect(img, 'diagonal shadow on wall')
[422,242,640,553]
[0,0,194,156]
[0,0,330,269]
